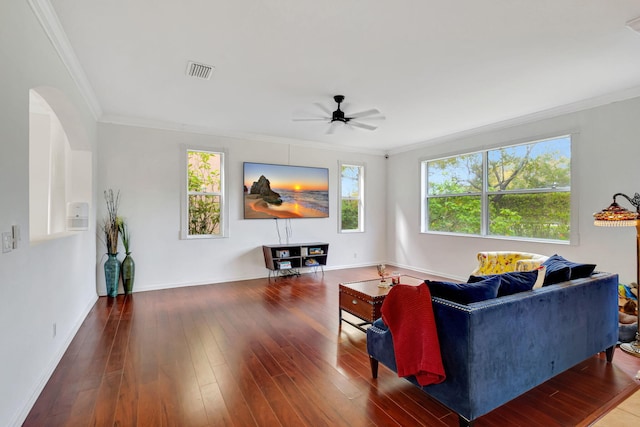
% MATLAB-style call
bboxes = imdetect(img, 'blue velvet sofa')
[366,272,619,426]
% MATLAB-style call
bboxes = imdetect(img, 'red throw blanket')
[381,283,446,386]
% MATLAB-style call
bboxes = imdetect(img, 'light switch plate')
[2,232,12,253]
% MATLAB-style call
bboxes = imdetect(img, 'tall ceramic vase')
[122,252,135,294]
[104,253,120,297]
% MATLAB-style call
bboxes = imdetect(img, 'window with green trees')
[186,149,225,237]
[340,163,364,232]
[423,135,571,241]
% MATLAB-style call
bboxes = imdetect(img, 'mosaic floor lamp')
[594,192,640,357]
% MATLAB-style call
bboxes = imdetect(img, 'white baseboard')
[11,295,98,427]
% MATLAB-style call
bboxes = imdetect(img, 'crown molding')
[389,85,640,155]
[99,114,387,156]
[28,0,102,120]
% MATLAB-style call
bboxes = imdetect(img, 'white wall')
[387,96,640,284]
[96,123,388,293]
[0,2,98,425]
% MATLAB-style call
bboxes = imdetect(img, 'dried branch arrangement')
[103,189,120,254]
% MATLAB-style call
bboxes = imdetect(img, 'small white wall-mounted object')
[66,202,89,231]
[2,232,12,253]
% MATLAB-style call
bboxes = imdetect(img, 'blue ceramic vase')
[104,253,120,297]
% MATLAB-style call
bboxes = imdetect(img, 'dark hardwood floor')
[24,266,640,426]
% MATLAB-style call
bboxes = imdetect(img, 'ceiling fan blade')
[349,121,378,131]
[292,117,330,122]
[326,122,339,135]
[356,115,385,121]
[348,109,380,119]
[313,102,333,116]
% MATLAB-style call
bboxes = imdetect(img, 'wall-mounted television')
[243,162,329,219]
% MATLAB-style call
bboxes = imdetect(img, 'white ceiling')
[45,0,640,153]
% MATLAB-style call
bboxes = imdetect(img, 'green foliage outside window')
[187,150,221,236]
[340,164,363,232]
[425,136,571,241]
[489,193,570,239]
[341,200,359,230]
[428,195,481,234]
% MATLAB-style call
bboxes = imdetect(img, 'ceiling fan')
[293,95,385,134]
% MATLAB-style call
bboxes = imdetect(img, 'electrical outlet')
[2,232,12,253]
[53,323,57,338]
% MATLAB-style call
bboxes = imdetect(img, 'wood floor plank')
[136,380,165,426]
[244,352,306,426]
[65,387,99,427]
[278,344,372,426]
[200,382,234,426]
[271,372,334,427]
[233,357,282,426]
[112,354,138,427]
[180,300,218,388]
[91,370,123,427]
[211,362,259,426]
[23,267,640,427]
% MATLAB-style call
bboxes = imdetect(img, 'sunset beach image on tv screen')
[243,162,329,219]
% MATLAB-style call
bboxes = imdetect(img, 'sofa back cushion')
[542,254,596,284]
[426,276,501,304]
[468,268,544,297]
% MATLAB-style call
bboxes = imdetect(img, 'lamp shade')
[593,201,639,227]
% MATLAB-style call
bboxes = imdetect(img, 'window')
[422,135,571,241]
[184,148,226,238]
[339,162,364,232]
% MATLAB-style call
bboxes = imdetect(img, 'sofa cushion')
[542,254,596,283]
[468,268,542,297]
[548,254,596,280]
[426,276,501,304]
[541,257,571,285]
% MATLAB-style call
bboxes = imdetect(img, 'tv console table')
[262,242,329,279]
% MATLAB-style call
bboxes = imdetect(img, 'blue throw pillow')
[542,255,571,286]
[545,254,596,280]
[468,270,538,297]
[425,276,501,304]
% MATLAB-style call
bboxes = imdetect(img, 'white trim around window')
[180,145,228,239]
[338,161,365,233]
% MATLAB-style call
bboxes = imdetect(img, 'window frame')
[181,145,228,239]
[421,134,575,244]
[338,161,365,233]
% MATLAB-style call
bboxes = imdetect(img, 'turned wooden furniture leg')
[605,345,615,363]
[369,356,379,378]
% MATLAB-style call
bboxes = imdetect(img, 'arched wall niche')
[31,86,91,150]
[29,87,92,241]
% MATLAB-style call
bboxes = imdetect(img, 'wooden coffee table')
[339,275,425,331]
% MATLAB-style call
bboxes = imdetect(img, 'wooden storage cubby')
[262,242,329,278]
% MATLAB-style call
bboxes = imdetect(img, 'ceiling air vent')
[186,61,214,80]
